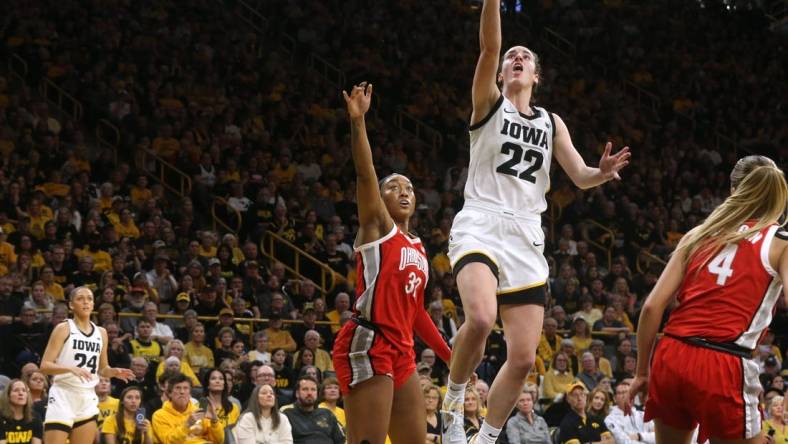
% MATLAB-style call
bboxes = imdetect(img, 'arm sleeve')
[277,414,294,444]
[414,309,451,363]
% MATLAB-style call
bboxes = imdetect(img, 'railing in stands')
[542,27,576,60]
[636,249,667,274]
[261,230,343,295]
[235,0,269,34]
[211,196,242,234]
[581,218,615,270]
[96,119,121,164]
[138,149,192,197]
[222,0,444,151]
[7,53,28,84]
[396,110,443,150]
[622,80,660,114]
[309,53,346,90]
[39,77,83,122]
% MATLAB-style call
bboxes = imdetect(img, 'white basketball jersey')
[53,319,103,388]
[464,95,554,215]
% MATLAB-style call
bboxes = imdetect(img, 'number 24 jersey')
[53,319,103,388]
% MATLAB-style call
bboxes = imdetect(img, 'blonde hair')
[676,162,787,268]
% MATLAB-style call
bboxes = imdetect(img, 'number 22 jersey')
[54,319,103,388]
[664,223,785,349]
[465,94,555,216]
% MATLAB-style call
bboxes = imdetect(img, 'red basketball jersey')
[354,226,429,354]
[664,223,784,349]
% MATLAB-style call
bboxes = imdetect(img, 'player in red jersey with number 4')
[629,155,788,444]
[332,82,452,444]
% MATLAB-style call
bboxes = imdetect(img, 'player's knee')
[464,310,496,335]
[507,351,536,377]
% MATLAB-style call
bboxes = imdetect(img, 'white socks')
[476,421,502,444]
[443,378,468,406]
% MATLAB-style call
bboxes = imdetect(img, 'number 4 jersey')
[353,225,428,355]
[665,223,786,349]
[53,319,103,388]
[465,94,554,216]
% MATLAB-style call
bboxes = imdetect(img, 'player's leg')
[449,262,499,380]
[43,429,70,444]
[69,418,99,444]
[344,375,393,444]
[654,419,694,444]
[470,303,543,444]
[388,373,426,444]
[441,261,498,444]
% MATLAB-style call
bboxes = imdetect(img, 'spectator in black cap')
[195,285,223,317]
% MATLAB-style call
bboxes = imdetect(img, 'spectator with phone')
[152,373,224,444]
[101,386,153,444]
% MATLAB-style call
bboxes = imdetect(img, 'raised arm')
[552,113,631,189]
[471,0,503,126]
[342,82,393,244]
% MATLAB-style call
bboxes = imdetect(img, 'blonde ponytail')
[676,164,788,268]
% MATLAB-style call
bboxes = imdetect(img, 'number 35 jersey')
[465,94,555,216]
[353,226,429,354]
[665,223,785,349]
[54,319,103,388]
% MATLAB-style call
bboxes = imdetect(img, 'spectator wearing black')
[195,285,223,317]
[104,320,131,369]
[7,306,47,369]
[557,382,612,444]
[281,376,344,444]
[290,304,333,351]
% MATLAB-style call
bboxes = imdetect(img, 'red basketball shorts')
[645,336,762,442]
[332,321,416,394]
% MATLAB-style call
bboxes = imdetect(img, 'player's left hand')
[599,141,631,181]
[625,374,648,415]
[110,367,136,382]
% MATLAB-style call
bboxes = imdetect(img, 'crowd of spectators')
[0,0,785,442]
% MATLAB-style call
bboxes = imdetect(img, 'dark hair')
[201,368,232,416]
[115,386,144,444]
[243,384,281,431]
[293,347,315,371]
[295,375,319,392]
[166,372,192,393]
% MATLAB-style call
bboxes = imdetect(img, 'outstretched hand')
[599,142,631,181]
[342,82,373,119]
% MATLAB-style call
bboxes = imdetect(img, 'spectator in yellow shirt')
[264,314,297,353]
[152,373,224,444]
[184,321,215,375]
[101,386,153,444]
[326,292,350,334]
[0,227,16,272]
[113,208,140,239]
[130,175,153,208]
[271,149,297,185]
